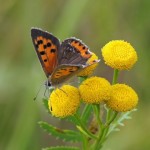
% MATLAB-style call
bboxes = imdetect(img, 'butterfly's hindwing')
[31,28,60,77]
[50,64,85,86]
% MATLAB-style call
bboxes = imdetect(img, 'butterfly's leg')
[44,80,51,98]
[58,88,68,96]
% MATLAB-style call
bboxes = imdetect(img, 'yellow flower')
[79,77,111,104]
[102,40,138,70]
[48,85,80,117]
[78,53,99,77]
[107,84,138,112]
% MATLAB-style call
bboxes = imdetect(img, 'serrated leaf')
[66,115,79,125]
[107,109,138,135]
[81,104,92,124]
[113,128,120,132]
[125,116,132,119]
[42,146,80,150]
[118,122,124,126]
[39,121,82,142]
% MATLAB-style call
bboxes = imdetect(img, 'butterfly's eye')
[48,81,51,87]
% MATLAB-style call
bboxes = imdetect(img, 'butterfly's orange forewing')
[31,28,60,77]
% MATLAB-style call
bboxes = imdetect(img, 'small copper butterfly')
[31,28,99,86]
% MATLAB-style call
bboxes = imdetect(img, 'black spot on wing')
[55,74,60,76]
[37,40,43,45]
[40,51,45,55]
[79,43,82,46]
[60,68,67,71]
[85,51,90,54]
[47,42,51,47]
[82,46,86,49]
[51,49,56,53]
[43,45,47,49]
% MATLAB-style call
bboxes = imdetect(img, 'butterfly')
[31,28,99,87]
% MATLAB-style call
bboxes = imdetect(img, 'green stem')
[106,108,112,122]
[100,112,119,144]
[93,126,105,150]
[94,69,120,149]
[91,105,104,150]
[106,111,118,127]
[82,134,88,150]
[81,104,89,118]
[74,113,97,140]
[106,69,119,125]
[92,104,103,129]
[112,69,119,85]
[94,112,118,149]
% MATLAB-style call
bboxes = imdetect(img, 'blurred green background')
[0,0,150,149]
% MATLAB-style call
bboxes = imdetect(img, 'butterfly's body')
[31,28,98,86]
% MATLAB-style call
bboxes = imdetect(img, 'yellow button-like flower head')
[102,40,138,70]
[78,53,99,77]
[79,77,111,104]
[49,85,80,117]
[107,84,138,112]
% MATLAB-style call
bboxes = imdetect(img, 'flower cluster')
[101,40,138,111]
[48,40,138,117]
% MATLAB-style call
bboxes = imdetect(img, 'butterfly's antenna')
[33,83,44,101]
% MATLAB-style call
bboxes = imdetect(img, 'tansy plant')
[39,40,138,150]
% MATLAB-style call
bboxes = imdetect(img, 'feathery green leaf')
[39,121,82,142]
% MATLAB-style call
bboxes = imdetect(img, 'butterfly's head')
[45,80,52,88]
